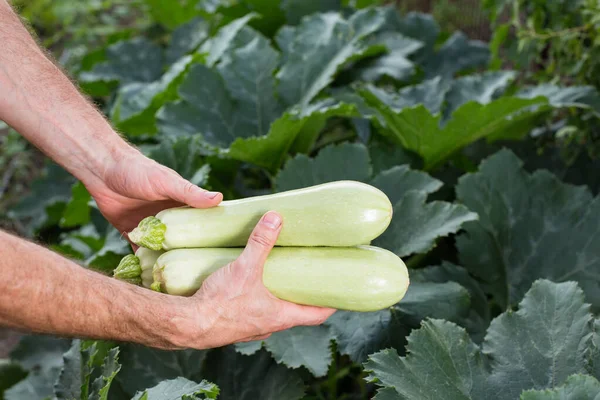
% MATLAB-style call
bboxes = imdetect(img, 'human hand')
[170,211,336,349]
[88,149,222,235]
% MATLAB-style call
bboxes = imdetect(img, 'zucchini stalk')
[128,181,393,251]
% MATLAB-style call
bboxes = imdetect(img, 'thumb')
[156,168,223,208]
[236,211,282,274]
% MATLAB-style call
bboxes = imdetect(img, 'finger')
[156,169,223,208]
[236,211,282,273]
[278,304,337,329]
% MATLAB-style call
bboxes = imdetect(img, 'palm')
[93,191,181,233]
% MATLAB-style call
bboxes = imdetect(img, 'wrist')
[152,295,215,350]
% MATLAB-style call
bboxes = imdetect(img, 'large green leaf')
[146,136,211,185]
[280,0,341,25]
[373,388,403,400]
[360,86,547,170]
[275,142,372,191]
[325,309,409,365]
[380,9,488,78]
[360,77,600,170]
[276,8,388,107]
[457,149,600,308]
[158,30,281,146]
[396,282,471,325]
[79,38,164,86]
[234,325,335,377]
[444,71,516,118]
[54,341,120,400]
[517,84,600,116]
[520,374,600,399]
[204,348,305,400]
[364,280,599,399]
[226,101,357,171]
[421,32,489,79]
[110,55,198,135]
[411,263,490,342]
[114,344,209,397]
[8,163,75,235]
[348,32,423,83]
[5,336,72,400]
[145,0,201,29]
[166,18,210,64]
[364,320,489,399]
[54,340,86,399]
[323,280,474,367]
[57,223,130,273]
[373,191,477,257]
[199,13,259,67]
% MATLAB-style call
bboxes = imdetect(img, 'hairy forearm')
[0,230,202,348]
[0,1,134,191]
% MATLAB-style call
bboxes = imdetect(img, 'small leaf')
[89,347,121,400]
[0,361,27,397]
[132,377,218,400]
[60,181,92,228]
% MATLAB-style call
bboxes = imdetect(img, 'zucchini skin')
[136,247,164,288]
[152,246,409,312]
[154,181,392,250]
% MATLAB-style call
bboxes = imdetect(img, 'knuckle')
[249,231,273,248]
[183,181,196,196]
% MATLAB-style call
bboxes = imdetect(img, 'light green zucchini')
[128,181,393,251]
[150,246,409,312]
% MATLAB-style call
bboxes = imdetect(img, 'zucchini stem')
[114,254,142,281]
[128,216,166,251]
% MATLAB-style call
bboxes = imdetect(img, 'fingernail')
[205,191,221,199]
[261,212,281,229]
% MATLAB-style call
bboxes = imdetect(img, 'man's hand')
[89,149,222,234]
[170,211,336,349]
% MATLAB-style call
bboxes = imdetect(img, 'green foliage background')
[2,0,600,399]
